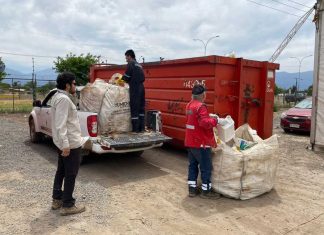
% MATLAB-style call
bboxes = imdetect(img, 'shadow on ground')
[24,138,169,188]
[181,189,282,218]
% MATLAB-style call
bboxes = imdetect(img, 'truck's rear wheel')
[29,119,43,143]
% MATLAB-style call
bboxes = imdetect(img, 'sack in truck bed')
[79,79,109,113]
[99,84,132,134]
[79,79,132,134]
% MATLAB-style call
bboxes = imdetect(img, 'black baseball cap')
[192,84,206,95]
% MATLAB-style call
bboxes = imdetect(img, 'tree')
[274,84,284,96]
[307,85,313,96]
[37,82,56,96]
[0,58,6,81]
[23,81,34,90]
[53,53,100,85]
[0,82,10,89]
[289,85,297,94]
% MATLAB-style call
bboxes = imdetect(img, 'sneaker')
[51,199,63,210]
[188,187,200,197]
[200,188,221,200]
[60,204,86,216]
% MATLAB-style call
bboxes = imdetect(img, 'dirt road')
[0,113,323,234]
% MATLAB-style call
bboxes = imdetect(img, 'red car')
[280,98,312,133]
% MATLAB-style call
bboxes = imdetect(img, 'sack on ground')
[212,124,279,200]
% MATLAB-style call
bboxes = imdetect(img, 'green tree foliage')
[0,58,6,81]
[274,84,285,96]
[0,82,10,89]
[37,82,56,96]
[289,85,297,94]
[53,53,100,85]
[23,81,34,90]
[307,85,313,96]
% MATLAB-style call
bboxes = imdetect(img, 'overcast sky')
[0,0,316,73]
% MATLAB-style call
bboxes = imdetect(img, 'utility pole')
[32,58,36,101]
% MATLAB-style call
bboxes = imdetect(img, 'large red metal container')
[90,56,279,145]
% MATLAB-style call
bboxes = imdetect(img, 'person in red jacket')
[185,84,222,199]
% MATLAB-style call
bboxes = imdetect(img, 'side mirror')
[33,100,42,107]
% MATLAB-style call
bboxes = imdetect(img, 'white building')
[310,0,324,151]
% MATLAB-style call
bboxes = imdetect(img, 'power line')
[269,0,308,13]
[246,0,309,18]
[0,51,57,58]
[0,50,108,60]
[286,0,312,8]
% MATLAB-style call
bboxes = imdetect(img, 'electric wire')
[269,0,309,13]
[246,0,311,19]
[0,51,57,58]
[286,0,313,8]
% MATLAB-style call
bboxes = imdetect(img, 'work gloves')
[210,114,228,126]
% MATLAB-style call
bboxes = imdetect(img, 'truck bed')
[99,131,172,149]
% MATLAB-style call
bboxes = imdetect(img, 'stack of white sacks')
[79,78,132,134]
[212,116,279,200]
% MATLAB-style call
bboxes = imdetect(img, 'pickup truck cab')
[29,89,171,157]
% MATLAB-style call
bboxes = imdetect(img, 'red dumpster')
[90,56,279,146]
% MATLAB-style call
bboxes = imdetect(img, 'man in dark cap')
[184,84,221,199]
[122,49,145,132]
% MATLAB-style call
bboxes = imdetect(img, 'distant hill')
[4,68,25,77]
[2,67,57,86]
[276,71,313,90]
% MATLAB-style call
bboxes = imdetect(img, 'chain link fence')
[0,77,55,113]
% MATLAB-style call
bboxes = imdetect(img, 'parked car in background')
[284,93,306,103]
[280,98,312,133]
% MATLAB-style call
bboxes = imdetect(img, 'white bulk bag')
[99,84,131,134]
[212,124,279,200]
[79,79,109,113]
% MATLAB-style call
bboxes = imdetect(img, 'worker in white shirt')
[51,72,85,216]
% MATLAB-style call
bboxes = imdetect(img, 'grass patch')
[0,99,33,113]
[0,94,20,99]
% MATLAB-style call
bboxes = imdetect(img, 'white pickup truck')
[29,89,171,159]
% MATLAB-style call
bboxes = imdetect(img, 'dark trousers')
[130,83,145,132]
[187,148,212,190]
[52,147,81,208]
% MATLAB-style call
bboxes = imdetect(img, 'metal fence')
[0,77,55,113]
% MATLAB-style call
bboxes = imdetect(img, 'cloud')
[0,0,316,73]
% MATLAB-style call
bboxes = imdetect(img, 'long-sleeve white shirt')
[51,89,82,150]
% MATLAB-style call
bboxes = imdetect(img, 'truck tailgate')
[99,132,171,149]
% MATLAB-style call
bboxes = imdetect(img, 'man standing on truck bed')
[185,84,226,199]
[122,49,145,132]
[51,72,85,216]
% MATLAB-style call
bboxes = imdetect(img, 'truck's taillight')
[87,115,98,137]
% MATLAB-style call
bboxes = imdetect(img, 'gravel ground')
[0,115,111,234]
[0,112,323,235]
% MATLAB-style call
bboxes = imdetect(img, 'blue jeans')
[187,148,212,190]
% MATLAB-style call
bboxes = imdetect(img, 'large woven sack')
[99,84,131,134]
[79,79,109,113]
[212,124,279,200]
